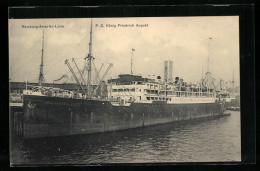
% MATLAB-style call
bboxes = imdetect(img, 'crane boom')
[93,63,113,96]
[92,61,102,84]
[65,59,86,94]
[72,58,87,89]
[98,63,104,77]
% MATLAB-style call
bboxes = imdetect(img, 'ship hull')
[22,95,226,139]
[225,97,240,108]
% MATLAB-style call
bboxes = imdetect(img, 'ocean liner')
[21,20,228,139]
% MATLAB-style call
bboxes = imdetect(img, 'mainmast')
[86,19,94,97]
[38,30,45,86]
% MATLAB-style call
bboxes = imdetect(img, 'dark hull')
[225,98,240,108]
[10,104,24,137]
[22,95,226,139]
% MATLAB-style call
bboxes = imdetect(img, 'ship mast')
[205,37,212,96]
[86,19,94,97]
[200,65,203,96]
[38,30,45,86]
[232,69,235,92]
[207,37,212,73]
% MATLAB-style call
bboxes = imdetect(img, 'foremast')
[86,19,94,97]
[38,30,45,86]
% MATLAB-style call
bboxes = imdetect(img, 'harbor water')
[10,111,241,165]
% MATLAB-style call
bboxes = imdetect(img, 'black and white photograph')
[9,16,241,165]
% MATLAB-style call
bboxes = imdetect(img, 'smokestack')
[164,60,173,83]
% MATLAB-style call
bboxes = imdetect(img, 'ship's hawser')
[21,20,227,139]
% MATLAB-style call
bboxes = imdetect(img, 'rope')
[44,35,87,76]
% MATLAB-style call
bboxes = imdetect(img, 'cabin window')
[112,89,118,92]
[147,97,150,100]
[130,88,135,92]
[151,97,154,100]
[118,89,123,92]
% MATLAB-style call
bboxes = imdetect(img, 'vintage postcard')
[9,16,241,165]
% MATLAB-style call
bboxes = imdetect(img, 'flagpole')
[131,48,135,75]
[207,37,212,73]
[131,49,133,75]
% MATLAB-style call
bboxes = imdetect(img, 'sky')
[9,17,239,85]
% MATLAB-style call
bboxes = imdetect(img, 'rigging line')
[76,43,86,54]
[47,34,86,65]
[40,47,71,75]
[44,45,78,75]
[71,57,85,60]
[31,69,42,83]
[45,51,86,76]
[92,61,101,83]
[56,63,79,77]
[72,57,87,76]
[209,76,216,90]
[53,69,73,81]
[16,35,44,65]
[31,76,39,83]
[44,60,80,84]
[44,57,85,78]
[93,58,111,65]
[44,38,86,75]
[30,59,79,84]
[82,61,87,75]
[72,58,87,87]
[65,59,86,94]
[103,66,112,81]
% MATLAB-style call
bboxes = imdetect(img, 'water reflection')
[11,111,241,165]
